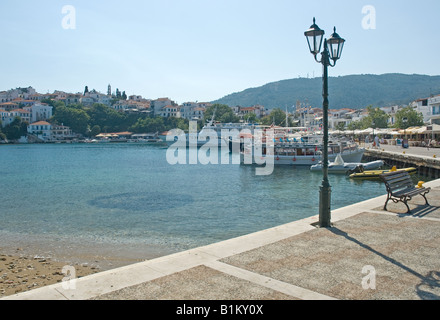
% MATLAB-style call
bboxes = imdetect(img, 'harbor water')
[0,143,429,268]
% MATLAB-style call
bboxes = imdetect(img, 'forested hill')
[212,73,440,110]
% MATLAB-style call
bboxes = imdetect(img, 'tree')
[164,117,189,131]
[347,120,363,130]
[366,106,389,129]
[0,120,6,141]
[394,106,424,129]
[335,122,346,131]
[261,108,294,127]
[351,106,389,130]
[129,117,165,133]
[90,125,101,137]
[84,86,89,95]
[204,104,240,124]
[242,112,260,124]
[87,103,126,132]
[3,117,28,141]
[51,106,90,135]
[41,98,65,113]
[122,91,127,100]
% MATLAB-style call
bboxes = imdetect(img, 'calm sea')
[0,143,421,267]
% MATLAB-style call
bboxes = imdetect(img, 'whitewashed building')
[180,102,208,120]
[51,124,74,140]
[10,109,31,124]
[328,109,354,129]
[0,108,31,127]
[297,106,323,129]
[112,100,150,113]
[379,105,401,126]
[79,96,95,106]
[27,103,53,123]
[28,121,52,141]
[151,98,177,116]
[411,94,440,124]
[0,87,36,102]
[237,105,266,120]
[159,105,181,118]
[0,108,9,127]
[79,90,112,106]
[0,102,20,111]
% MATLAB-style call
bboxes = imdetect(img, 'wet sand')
[0,249,100,298]
[0,243,176,298]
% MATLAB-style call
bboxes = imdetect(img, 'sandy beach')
[0,241,176,298]
[0,249,100,298]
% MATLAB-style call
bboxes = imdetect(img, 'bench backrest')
[380,171,415,194]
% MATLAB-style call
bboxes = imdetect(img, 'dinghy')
[310,154,384,174]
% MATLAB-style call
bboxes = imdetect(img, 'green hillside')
[212,73,440,110]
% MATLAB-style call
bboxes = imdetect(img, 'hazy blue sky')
[0,0,439,103]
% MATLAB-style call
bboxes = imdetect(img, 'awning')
[360,128,374,134]
[399,127,421,134]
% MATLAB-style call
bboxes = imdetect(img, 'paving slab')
[221,211,440,300]
[92,265,299,301]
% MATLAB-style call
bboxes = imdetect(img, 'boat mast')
[207,106,217,127]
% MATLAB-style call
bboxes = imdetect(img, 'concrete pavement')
[3,178,440,301]
[366,143,440,160]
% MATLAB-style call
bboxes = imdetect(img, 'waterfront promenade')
[365,143,440,160]
[364,144,440,178]
[3,177,440,301]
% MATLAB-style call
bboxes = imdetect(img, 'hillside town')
[0,85,439,144]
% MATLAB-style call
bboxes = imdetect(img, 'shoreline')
[0,241,177,298]
[0,249,100,298]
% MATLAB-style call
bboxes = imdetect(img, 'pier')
[363,144,440,180]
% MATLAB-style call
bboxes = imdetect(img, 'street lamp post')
[305,18,345,228]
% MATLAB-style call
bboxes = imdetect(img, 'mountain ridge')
[212,73,440,110]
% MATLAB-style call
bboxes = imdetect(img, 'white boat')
[162,104,262,148]
[240,132,365,166]
[310,154,384,173]
[161,122,260,148]
[129,133,164,144]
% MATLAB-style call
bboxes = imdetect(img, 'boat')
[160,126,228,148]
[310,154,384,173]
[129,133,164,144]
[240,130,365,166]
[162,103,262,148]
[349,166,418,180]
[161,122,260,148]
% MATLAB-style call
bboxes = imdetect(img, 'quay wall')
[364,149,440,180]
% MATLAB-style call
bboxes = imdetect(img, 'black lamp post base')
[319,184,332,228]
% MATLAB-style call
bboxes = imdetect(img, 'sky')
[0,0,439,104]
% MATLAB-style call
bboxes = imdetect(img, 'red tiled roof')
[30,121,51,126]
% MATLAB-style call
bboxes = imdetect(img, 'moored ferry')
[240,132,365,166]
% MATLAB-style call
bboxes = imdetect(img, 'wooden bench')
[379,171,431,214]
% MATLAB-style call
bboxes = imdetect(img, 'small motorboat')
[349,166,417,180]
[310,154,384,174]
